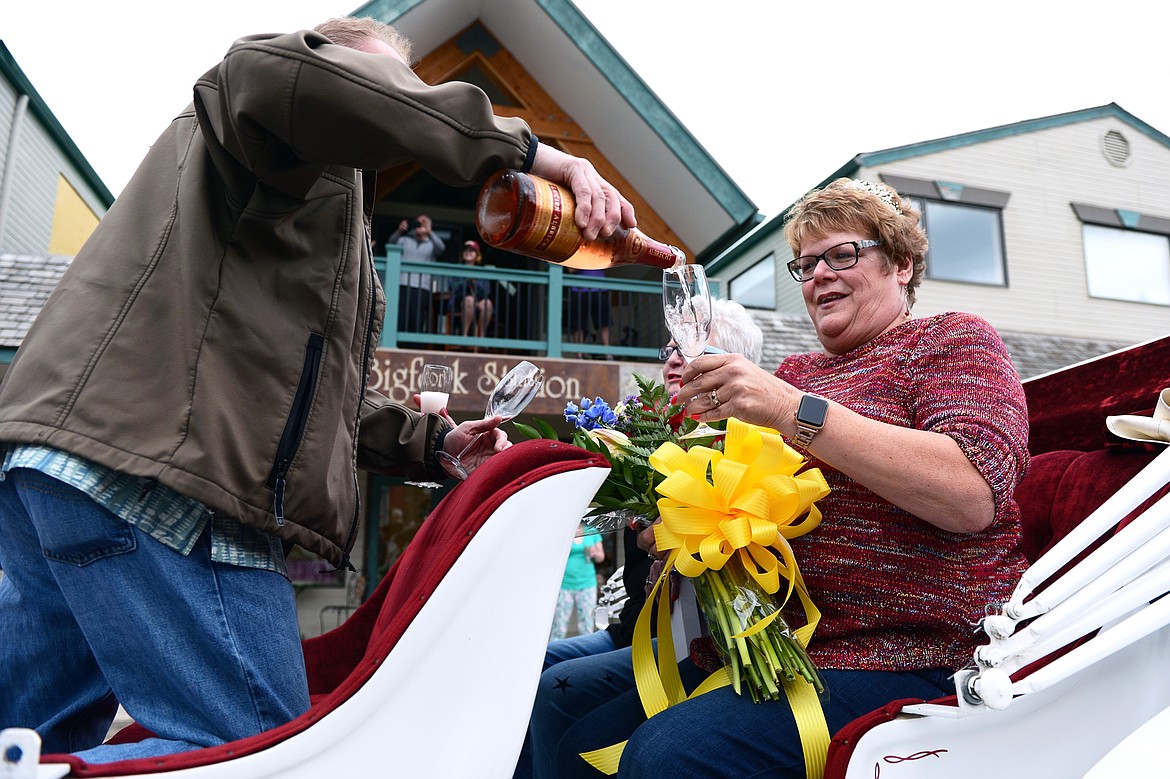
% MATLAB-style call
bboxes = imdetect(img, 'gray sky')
[3,1,1166,216]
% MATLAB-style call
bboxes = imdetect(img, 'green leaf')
[534,418,560,440]
[512,422,542,440]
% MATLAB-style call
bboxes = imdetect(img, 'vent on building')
[1100,130,1131,168]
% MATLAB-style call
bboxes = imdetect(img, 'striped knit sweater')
[778,312,1030,672]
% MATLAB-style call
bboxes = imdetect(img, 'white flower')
[587,427,632,459]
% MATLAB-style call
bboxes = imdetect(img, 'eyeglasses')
[659,345,727,361]
[787,240,880,282]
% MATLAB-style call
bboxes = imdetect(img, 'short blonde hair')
[314,17,413,64]
[782,178,928,306]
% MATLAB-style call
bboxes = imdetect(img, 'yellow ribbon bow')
[581,418,832,776]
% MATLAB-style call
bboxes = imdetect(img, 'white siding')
[862,116,1170,344]
[1,73,108,254]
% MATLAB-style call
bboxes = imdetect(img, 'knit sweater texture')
[778,312,1030,671]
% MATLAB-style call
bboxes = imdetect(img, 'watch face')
[798,394,829,427]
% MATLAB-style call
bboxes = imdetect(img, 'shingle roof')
[0,253,71,347]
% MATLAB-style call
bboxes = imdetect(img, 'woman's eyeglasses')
[787,240,880,282]
[659,345,727,361]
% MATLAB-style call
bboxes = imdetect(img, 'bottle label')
[522,179,581,262]
[628,233,679,268]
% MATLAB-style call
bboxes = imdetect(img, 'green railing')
[374,246,687,359]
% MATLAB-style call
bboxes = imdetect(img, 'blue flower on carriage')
[564,396,619,431]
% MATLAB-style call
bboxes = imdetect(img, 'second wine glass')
[437,360,544,480]
[405,363,455,489]
[418,364,453,415]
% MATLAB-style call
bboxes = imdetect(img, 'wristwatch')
[793,394,829,448]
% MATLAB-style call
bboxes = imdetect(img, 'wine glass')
[662,265,721,440]
[662,265,712,363]
[418,364,453,415]
[437,360,545,481]
[405,364,454,489]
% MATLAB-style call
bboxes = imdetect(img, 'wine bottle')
[475,170,686,270]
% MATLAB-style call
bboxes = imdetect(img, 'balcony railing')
[374,247,686,359]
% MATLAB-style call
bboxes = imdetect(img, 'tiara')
[846,179,902,216]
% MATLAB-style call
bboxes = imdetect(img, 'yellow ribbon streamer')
[580,418,832,776]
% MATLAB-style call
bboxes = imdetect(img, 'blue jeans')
[544,628,617,670]
[512,630,623,778]
[525,645,954,778]
[0,468,309,762]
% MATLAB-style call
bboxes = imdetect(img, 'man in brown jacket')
[0,17,636,762]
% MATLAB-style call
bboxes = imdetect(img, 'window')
[881,175,1010,287]
[911,198,1007,286]
[1083,224,1170,305]
[729,255,776,309]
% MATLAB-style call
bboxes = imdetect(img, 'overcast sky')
[3,1,1166,216]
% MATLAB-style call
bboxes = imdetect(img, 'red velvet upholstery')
[1023,335,1170,456]
[53,439,607,776]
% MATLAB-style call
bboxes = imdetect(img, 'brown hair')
[313,17,413,64]
[782,178,928,306]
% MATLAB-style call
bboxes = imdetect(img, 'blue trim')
[0,347,16,365]
[1117,209,1141,229]
[857,104,1170,168]
[349,0,428,22]
[373,253,663,359]
[0,42,114,208]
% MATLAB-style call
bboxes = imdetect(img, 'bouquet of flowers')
[517,376,830,704]
[517,374,718,527]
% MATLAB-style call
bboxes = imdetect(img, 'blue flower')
[564,396,618,430]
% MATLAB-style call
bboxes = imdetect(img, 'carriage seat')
[824,442,1166,777]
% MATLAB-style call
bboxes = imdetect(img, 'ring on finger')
[710,388,720,408]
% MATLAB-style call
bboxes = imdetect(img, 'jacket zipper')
[338,222,379,569]
[267,332,325,526]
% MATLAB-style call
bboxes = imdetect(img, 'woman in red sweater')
[521,178,1029,779]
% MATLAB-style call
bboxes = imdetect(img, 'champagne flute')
[418,364,453,415]
[662,265,713,363]
[662,265,721,440]
[437,360,545,481]
[405,364,453,489]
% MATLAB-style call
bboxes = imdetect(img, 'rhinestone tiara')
[846,179,902,216]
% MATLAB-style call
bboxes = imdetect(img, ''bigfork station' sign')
[370,349,625,417]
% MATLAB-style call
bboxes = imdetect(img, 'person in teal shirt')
[550,523,605,640]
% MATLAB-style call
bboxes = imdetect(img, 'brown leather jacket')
[0,31,534,565]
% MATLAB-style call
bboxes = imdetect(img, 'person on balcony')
[0,15,637,764]
[566,269,611,357]
[451,239,495,343]
[389,214,445,334]
[520,179,1030,778]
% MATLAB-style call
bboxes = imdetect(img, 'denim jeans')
[0,468,309,762]
[524,643,954,779]
[512,628,623,777]
[544,629,618,671]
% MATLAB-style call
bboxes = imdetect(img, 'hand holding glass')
[438,360,544,481]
